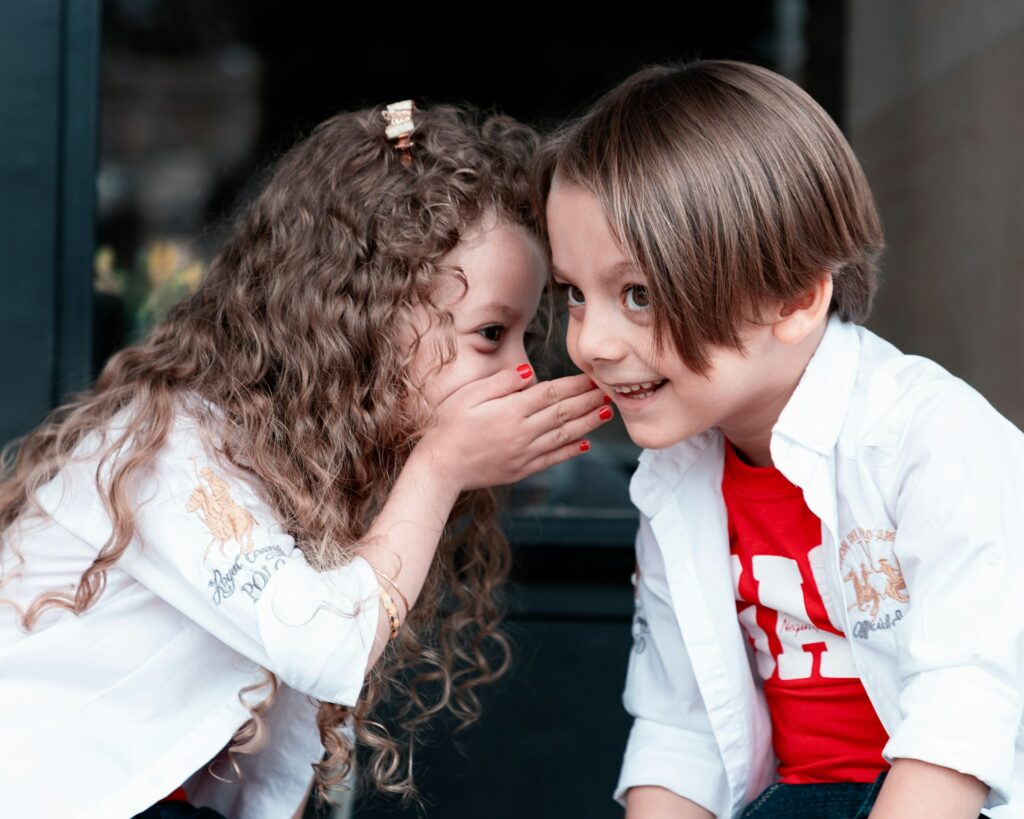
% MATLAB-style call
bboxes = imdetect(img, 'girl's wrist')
[404,443,465,505]
[407,439,467,498]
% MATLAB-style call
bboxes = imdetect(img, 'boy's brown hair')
[533,60,884,372]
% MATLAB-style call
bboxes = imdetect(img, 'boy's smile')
[545,174,827,463]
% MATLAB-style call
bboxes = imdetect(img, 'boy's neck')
[721,319,829,467]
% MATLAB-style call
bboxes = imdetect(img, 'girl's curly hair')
[0,103,540,804]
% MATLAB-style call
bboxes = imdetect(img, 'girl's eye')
[624,284,651,311]
[565,285,585,307]
[477,324,505,343]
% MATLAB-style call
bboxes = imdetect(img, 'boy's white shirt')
[616,315,1024,819]
[0,402,380,818]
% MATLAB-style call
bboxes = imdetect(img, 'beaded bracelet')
[379,588,401,641]
[371,566,410,615]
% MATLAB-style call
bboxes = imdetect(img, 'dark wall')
[0,0,100,448]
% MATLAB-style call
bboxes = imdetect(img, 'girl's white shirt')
[0,400,380,818]
[616,316,1024,819]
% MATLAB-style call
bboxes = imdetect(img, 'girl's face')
[545,174,787,453]
[411,215,548,409]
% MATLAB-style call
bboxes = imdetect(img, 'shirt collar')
[771,314,860,456]
[630,431,716,518]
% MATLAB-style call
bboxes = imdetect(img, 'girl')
[0,102,613,818]
[533,61,1020,818]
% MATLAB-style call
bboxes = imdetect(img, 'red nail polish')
[579,440,591,452]
[603,394,613,404]
[517,364,533,380]
[589,379,598,389]
[599,406,613,421]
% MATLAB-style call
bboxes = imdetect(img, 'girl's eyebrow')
[474,302,520,321]
[552,261,637,283]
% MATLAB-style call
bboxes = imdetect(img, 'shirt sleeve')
[614,514,730,816]
[880,385,1024,806]
[33,419,380,708]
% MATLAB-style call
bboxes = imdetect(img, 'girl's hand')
[417,365,613,492]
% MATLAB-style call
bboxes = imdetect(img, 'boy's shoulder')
[633,319,1023,501]
[842,323,1023,460]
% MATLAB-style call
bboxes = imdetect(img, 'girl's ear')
[772,271,834,346]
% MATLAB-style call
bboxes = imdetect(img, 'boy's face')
[546,175,792,453]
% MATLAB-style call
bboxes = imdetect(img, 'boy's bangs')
[533,61,884,374]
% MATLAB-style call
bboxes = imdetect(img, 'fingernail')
[579,440,591,452]
[517,364,533,380]
[603,394,613,404]
[599,406,613,421]
[589,379,598,389]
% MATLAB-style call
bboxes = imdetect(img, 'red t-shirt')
[722,440,889,784]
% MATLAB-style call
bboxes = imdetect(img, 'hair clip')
[382,99,416,166]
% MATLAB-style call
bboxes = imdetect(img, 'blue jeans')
[740,772,988,818]
[740,773,888,819]
[131,804,227,819]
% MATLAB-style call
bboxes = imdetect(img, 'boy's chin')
[622,418,698,451]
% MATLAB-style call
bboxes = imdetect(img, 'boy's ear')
[772,272,833,345]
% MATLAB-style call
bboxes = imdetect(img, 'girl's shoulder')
[33,391,279,541]
[127,393,279,521]
[56,390,211,463]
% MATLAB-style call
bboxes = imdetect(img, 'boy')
[533,61,1022,818]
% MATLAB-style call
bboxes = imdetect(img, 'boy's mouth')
[609,379,666,400]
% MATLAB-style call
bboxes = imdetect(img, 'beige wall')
[847,0,1024,424]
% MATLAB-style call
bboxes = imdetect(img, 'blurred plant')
[94,239,205,341]
[94,246,123,296]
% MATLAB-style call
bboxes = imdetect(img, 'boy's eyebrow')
[551,261,638,282]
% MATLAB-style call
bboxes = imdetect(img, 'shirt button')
[986,548,1003,566]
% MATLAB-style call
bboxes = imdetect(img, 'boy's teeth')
[613,380,664,395]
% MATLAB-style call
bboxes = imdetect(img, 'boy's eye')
[565,285,585,307]
[477,324,505,343]
[624,284,651,311]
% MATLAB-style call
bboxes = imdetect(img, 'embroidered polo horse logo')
[845,565,882,620]
[876,558,909,603]
[841,529,909,623]
[185,466,258,561]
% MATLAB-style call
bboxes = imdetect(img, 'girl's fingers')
[526,383,610,433]
[519,436,595,476]
[516,373,597,416]
[528,403,614,457]
[443,363,536,409]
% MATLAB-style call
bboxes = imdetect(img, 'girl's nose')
[499,339,530,373]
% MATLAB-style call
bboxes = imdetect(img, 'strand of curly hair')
[0,103,540,806]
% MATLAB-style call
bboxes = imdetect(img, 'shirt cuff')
[614,717,730,816]
[256,555,380,706]
[883,666,1021,808]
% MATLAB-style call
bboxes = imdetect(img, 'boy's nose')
[572,308,625,367]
